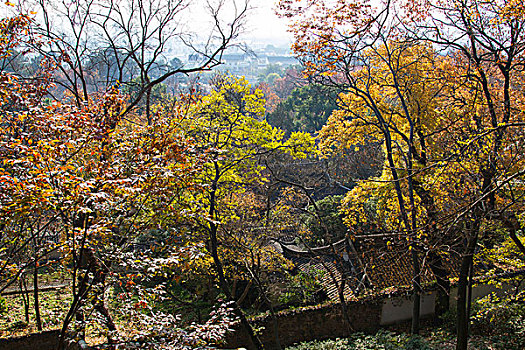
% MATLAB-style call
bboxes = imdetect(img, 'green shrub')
[278,269,326,307]
[303,195,347,245]
[0,296,7,315]
[471,292,525,350]
[404,336,433,350]
[285,331,433,350]
[285,338,350,350]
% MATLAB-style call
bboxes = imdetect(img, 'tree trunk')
[246,264,282,350]
[428,251,451,323]
[95,301,117,342]
[456,257,471,350]
[336,275,354,335]
[411,248,421,335]
[208,161,264,349]
[85,248,117,341]
[413,180,451,323]
[33,262,42,331]
[456,234,477,350]
[145,86,152,125]
[58,264,92,350]
[466,257,474,333]
[20,276,30,323]
[209,221,264,350]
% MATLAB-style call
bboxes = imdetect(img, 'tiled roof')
[352,237,435,290]
[290,255,355,301]
[277,235,462,301]
[276,230,525,304]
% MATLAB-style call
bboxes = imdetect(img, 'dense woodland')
[1,0,525,349]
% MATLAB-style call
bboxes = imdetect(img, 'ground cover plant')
[285,290,525,350]
[0,287,71,337]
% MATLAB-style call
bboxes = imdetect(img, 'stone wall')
[223,299,383,350]
[0,330,60,350]
[0,330,80,350]
[0,301,381,350]
[224,282,518,349]
[2,281,515,350]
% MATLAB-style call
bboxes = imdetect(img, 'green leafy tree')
[185,75,315,349]
[303,195,347,245]
[267,84,338,134]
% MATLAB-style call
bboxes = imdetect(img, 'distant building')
[185,48,298,82]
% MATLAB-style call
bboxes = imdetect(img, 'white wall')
[380,291,436,325]
[379,282,521,325]
[449,283,516,309]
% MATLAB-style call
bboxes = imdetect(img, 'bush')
[303,195,347,245]
[285,337,350,350]
[278,269,327,307]
[471,292,525,350]
[285,331,433,350]
[0,296,7,315]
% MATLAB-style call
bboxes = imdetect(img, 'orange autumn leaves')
[278,0,525,237]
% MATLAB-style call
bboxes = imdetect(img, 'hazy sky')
[188,0,295,49]
[244,0,294,46]
[3,0,294,49]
